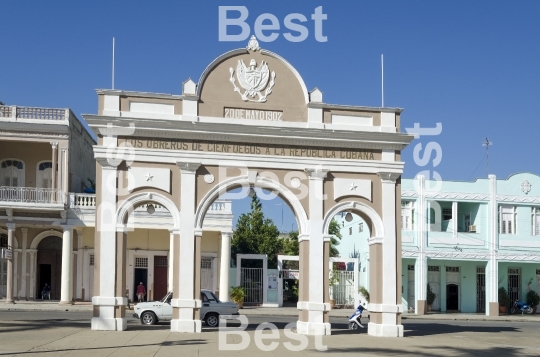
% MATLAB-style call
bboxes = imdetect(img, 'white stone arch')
[323,201,384,240]
[0,227,19,249]
[30,230,63,249]
[196,47,309,104]
[116,192,180,229]
[195,174,308,234]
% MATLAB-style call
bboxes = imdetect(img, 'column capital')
[378,172,401,183]
[176,162,201,173]
[61,225,74,232]
[221,231,233,238]
[6,223,16,231]
[50,141,59,149]
[194,228,203,237]
[20,227,28,236]
[304,168,328,180]
[169,229,181,235]
[75,228,83,236]
[96,157,122,169]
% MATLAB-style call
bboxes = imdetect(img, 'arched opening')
[195,175,307,307]
[116,194,180,303]
[36,236,62,300]
[0,159,25,187]
[36,161,53,188]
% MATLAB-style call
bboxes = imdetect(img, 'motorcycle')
[348,303,367,330]
[510,299,533,314]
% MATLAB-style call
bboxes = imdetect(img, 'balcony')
[0,105,70,125]
[68,193,233,230]
[0,186,65,210]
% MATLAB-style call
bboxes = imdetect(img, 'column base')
[487,302,499,316]
[296,321,331,336]
[91,317,127,331]
[368,322,404,337]
[171,319,202,333]
[59,301,74,306]
[416,300,427,315]
[4,300,15,304]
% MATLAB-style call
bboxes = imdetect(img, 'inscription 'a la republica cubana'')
[120,138,377,161]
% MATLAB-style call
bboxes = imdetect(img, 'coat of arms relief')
[229,36,276,103]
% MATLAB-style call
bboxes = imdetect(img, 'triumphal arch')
[85,36,413,337]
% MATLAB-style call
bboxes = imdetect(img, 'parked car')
[133,289,239,327]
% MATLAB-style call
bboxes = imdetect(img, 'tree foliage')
[231,194,281,268]
[280,218,342,257]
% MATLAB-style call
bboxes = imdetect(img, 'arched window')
[37,161,53,188]
[0,159,25,187]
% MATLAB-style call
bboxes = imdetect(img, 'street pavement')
[0,309,539,356]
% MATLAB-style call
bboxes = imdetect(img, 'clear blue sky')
[2,1,539,229]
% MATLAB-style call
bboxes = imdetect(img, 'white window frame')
[401,200,415,231]
[36,161,53,189]
[532,207,540,236]
[500,205,516,235]
[0,158,25,187]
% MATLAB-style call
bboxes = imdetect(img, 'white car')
[133,289,239,327]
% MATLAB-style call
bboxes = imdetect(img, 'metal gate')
[201,257,213,291]
[241,268,263,304]
[332,270,355,306]
[476,267,486,312]
[508,268,521,302]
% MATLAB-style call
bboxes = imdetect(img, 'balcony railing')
[0,105,69,122]
[69,193,231,214]
[0,187,65,204]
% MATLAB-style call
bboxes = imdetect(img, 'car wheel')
[205,313,219,327]
[141,311,157,325]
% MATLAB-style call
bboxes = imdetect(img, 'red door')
[153,256,168,300]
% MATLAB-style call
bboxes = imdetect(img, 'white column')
[369,173,403,337]
[487,174,499,315]
[297,168,330,336]
[5,223,16,303]
[76,229,83,300]
[219,231,232,302]
[50,142,58,189]
[414,175,427,314]
[452,201,458,239]
[29,250,36,299]
[171,162,201,333]
[21,228,27,299]
[13,251,18,300]
[60,225,73,304]
[168,230,174,292]
[91,157,123,331]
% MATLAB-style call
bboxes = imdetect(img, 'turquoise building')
[401,173,540,315]
[336,173,540,315]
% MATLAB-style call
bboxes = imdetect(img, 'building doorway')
[476,267,486,313]
[428,266,441,311]
[153,256,168,300]
[134,257,148,302]
[447,284,459,310]
[36,236,62,300]
[508,268,521,302]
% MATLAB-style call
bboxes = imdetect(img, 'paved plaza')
[0,309,539,356]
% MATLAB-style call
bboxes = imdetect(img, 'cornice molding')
[403,249,540,262]
[83,115,413,151]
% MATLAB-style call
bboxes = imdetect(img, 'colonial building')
[0,103,234,304]
[0,104,95,302]
[401,173,540,315]
[82,36,413,337]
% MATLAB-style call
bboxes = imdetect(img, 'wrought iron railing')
[0,187,65,204]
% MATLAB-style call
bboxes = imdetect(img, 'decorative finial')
[247,35,260,51]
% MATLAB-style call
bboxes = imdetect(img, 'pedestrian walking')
[136,282,146,302]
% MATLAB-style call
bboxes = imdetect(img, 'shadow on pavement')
[403,322,518,337]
